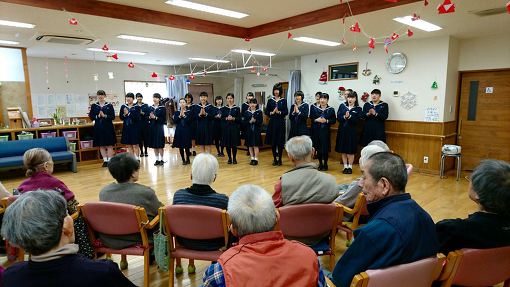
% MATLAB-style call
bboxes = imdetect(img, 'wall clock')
[386,52,407,74]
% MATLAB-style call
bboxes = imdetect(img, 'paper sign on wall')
[424,107,440,122]
[485,87,494,94]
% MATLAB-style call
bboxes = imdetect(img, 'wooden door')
[457,70,510,170]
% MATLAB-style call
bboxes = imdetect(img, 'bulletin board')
[31,92,119,119]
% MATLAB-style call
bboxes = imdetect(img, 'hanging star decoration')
[68,18,78,25]
[349,22,361,33]
[168,75,175,80]
[151,72,158,78]
[127,62,135,68]
[437,0,455,14]
[407,28,414,37]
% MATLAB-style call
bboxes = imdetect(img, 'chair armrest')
[145,215,160,229]
[343,206,355,215]
[71,211,80,220]
[325,276,336,287]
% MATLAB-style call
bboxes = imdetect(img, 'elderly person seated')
[202,184,325,287]
[99,152,163,269]
[436,159,510,254]
[173,153,229,274]
[272,136,337,207]
[330,152,438,287]
[1,190,136,287]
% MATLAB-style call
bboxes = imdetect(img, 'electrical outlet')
[423,156,429,164]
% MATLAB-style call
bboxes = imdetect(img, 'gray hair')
[366,152,408,193]
[360,145,386,169]
[191,153,219,185]
[471,160,510,217]
[228,185,277,237]
[368,140,390,152]
[285,136,313,161]
[1,190,67,255]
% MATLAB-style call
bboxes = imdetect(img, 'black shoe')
[192,151,197,156]
[272,159,278,166]
[323,164,329,171]
[144,153,149,157]
[347,168,353,174]
[249,160,255,165]
[318,164,323,171]
[140,153,144,157]
[342,168,348,174]
[159,160,165,166]
[102,162,108,167]
[254,160,258,166]
[154,160,160,166]
[277,159,282,166]
[227,159,232,164]
[182,160,188,165]
[217,153,222,157]
[233,159,237,164]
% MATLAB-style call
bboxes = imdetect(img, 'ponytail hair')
[23,148,51,177]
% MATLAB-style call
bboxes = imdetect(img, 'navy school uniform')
[241,102,259,139]
[193,103,215,145]
[309,104,319,146]
[221,105,241,147]
[211,106,223,144]
[289,102,310,138]
[188,104,197,140]
[137,103,151,145]
[171,109,192,149]
[361,101,389,146]
[119,104,141,145]
[89,102,116,147]
[148,105,167,148]
[310,105,336,154]
[243,109,263,147]
[335,103,362,154]
[264,97,288,146]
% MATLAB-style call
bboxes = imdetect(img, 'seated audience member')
[436,160,510,254]
[99,153,162,267]
[202,184,325,287]
[173,153,229,274]
[0,190,136,287]
[272,136,337,207]
[330,152,438,287]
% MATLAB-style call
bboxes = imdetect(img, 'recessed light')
[189,57,230,63]
[292,37,341,47]
[231,49,275,57]
[165,0,248,19]
[393,16,442,32]
[86,48,147,55]
[0,39,19,45]
[0,20,35,29]
[117,35,187,46]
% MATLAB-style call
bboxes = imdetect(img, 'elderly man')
[330,152,438,287]
[173,153,229,274]
[272,136,337,207]
[1,190,136,287]
[202,184,325,287]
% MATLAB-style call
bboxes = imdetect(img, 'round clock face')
[386,53,407,74]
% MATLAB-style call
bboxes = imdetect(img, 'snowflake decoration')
[401,92,417,110]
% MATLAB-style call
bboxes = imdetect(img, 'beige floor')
[0,146,476,287]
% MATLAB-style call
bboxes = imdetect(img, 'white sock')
[343,164,348,169]
[348,164,352,169]
[255,157,258,161]
[251,157,254,160]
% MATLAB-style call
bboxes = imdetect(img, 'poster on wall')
[424,107,440,122]
[32,92,118,118]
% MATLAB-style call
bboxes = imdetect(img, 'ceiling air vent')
[470,7,507,17]
[36,35,95,45]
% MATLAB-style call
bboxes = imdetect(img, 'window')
[124,81,167,104]
[328,62,358,81]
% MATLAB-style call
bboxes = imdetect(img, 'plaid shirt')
[202,261,326,287]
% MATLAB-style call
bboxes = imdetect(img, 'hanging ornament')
[256,72,261,77]
[262,66,268,72]
[189,74,195,80]
[424,0,429,6]
[287,32,293,39]
[349,22,361,33]
[319,71,328,84]
[362,62,372,76]
[401,92,418,110]
[412,13,420,21]
[111,53,119,60]
[151,72,158,78]
[102,44,109,51]
[373,75,381,85]
[506,1,510,13]
[244,37,251,42]
[127,62,135,68]
[437,0,455,14]
[431,81,438,89]
[250,67,256,73]
[384,38,392,53]
[391,32,400,41]
[407,28,414,37]
[342,13,347,24]
[68,18,78,25]
[337,86,346,95]
[168,75,175,80]
[361,92,369,102]
[352,43,358,52]
[368,38,376,49]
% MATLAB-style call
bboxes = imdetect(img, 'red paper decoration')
[338,86,346,92]
[412,13,420,21]
[244,37,251,42]
[151,72,158,78]
[506,1,510,13]
[349,22,361,33]
[407,29,414,37]
[319,71,328,83]
[111,53,118,60]
[368,38,376,49]
[102,44,109,51]
[391,32,400,41]
[168,75,175,80]
[127,62,135,68]
[262,66,268,72]
[189,74,195,80]
[424,0,429,6]
[437,0,455,14]
[361,92,369,102]
[68,18,78,25]
[287,32,293,39]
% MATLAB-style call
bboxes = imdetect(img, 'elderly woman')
[436,160,510,254]
[202,185,325,287]
[99,153,163,269]
[173,153,229,274]
[1,190,136,287]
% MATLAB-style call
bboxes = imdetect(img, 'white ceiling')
[0,0,508,68]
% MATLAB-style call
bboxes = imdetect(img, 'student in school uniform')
[212,96,225,157]
[119,93,141,159]
[136,93,150,157]
[335,90,362,174]
[265,83,288,166]
[289,90,309,139]
[148,93,167,166]
[310,93,336,171]
[185,93,197,156]
[241,92,257,155]
[172,98,192,165]
[361,89,389,146]
[194,91,215,154]
[89,90,116,167]
[310,91,322,159]
[221,93,241,164]
[243,98,263,165]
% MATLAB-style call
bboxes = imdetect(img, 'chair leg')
[169,256,175,287]
[120,254,128,270]
[329,254,335,271]
[143,251,150,287]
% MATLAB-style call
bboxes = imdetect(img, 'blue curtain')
[166,76,189,100]
[286,70,301,140]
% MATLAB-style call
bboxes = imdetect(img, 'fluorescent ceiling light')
[86,48,147,55]
[0,39,19,45]
[165,0,248,19]
[292,37,341,47]
[189,57,229,63]
[231,49,275,57]
[393,16,442,32]
[0,20,35,29]
[117,35,187,46]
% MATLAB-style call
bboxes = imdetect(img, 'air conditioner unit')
[36,34,95,45]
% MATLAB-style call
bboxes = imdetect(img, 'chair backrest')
[80,202,144,235]
[278,203,341,238]
[444,246,510,287]
[352,254,446,287]
[348,193,367,226]
[163,205,227,240]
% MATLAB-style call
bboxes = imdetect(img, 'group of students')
[89,90,167,166]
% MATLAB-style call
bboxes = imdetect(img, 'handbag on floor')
[153,211,169,271]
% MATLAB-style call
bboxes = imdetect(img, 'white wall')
[301,36,452,122]
[444,37,460,122]
[458,34,510,71]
